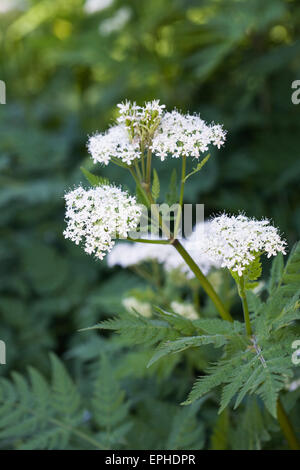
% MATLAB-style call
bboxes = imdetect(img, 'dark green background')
[0,0,300,376]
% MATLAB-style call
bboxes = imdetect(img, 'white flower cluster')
[150,110,226,161]
[117,99,165,128]
[87,101,226,165]
[63,185,141,260]
[205,214,287,276]
[171,301,198,320]
[107,222,221,278]
[88,125,140,166]
[88,100,165,166]
[122,297,152,318]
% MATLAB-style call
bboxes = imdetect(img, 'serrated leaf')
[210,409,230,450]
[80,167,109,187]
[136,183,150,207]
[148,334,227,368]
[151,168,160,201]
[268,253,284,295]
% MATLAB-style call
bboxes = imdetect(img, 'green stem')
[237,277,252,336]
[128,237,170,244]
[174,155,186,238]
[140,144,146,179]
[172,239,233,323]
[146,188,172,239]
[129,166,172,238]
[129,166,150,207]
[146,148,152,185]
[277,399,300,450]
[179,155,186,206]
[135,161,143,181]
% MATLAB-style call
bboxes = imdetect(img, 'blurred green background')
[0,0,300,377]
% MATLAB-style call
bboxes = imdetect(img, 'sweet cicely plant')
[64,100,300,450]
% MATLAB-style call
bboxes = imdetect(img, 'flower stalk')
[237,277,252,336]
[277,399,300,450]
[174,154,186,238]
[172,239,233,323]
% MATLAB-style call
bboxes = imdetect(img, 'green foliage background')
[0,0,300,449]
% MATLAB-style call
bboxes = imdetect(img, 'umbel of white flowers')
[87,100,226,165]
[204,214,287,276]
[63,185,141,260]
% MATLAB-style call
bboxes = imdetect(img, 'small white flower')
[63,185,141,260]
[122,297,152,318]
[150,110,226,161]
[117,99,165,127]
[204,214,287,276]
[171,301,198,320]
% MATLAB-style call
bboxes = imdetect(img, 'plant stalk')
[237,277,252,336]
[277,399,300,450]
[146,148,152,185]
[172,239,233,323]
[174,155,186,238]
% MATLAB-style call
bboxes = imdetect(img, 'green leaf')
[151,168,160,201]
[0,354,86,450]
[81,312,178,346]
[166,402,205,450]
[182,361,237,406]
[136,183,150,207]
[231,398,272,450]
[244,256,262,287]
[80,167,109,187]
[268,253,284,295]
[282,241,300,289]
[92,355,132,448]
[148,334,227,368]
[210,409,230,450]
